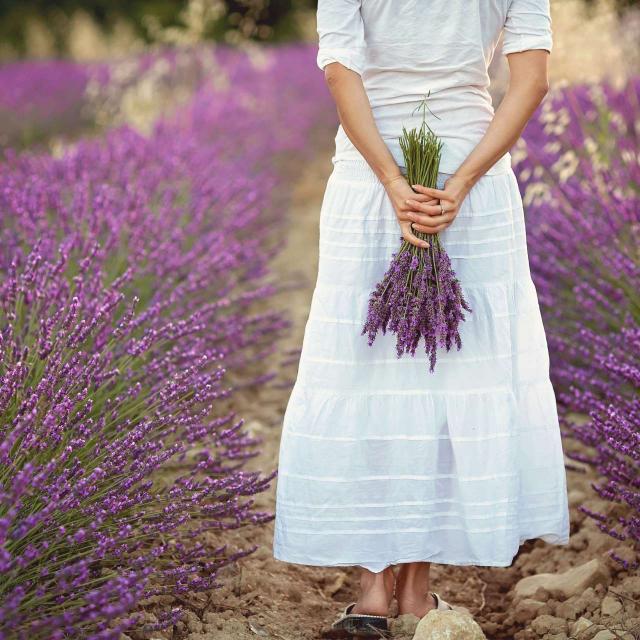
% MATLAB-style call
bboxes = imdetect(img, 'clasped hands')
[383,173,472,249]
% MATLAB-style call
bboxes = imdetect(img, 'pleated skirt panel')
[272,153,571,573]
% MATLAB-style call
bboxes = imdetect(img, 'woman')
[272,0,571,634]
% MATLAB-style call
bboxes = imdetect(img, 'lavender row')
[0,44,288,149]
[0,44,333,639]
[0,59,107,148]
[514,76,639,567]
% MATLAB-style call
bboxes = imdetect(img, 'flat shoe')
[326,602,390,638]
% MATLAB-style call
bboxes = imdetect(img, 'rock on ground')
[412,610,486,639]
[513,558,611,601]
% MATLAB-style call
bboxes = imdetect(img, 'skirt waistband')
[331,153,453,190]
[330,124,513,180]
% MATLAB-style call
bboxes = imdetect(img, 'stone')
[482,621,500,636]
[620,576,640,598]
[546,598,561,614]
[592,632,618,640]
[247,620,268,637]
[530,614,567,635]
[129,612,159,640]
[600,594,623,617]
[533,587,550,602]
[568,530,589,552]
[513,598,546,623]
[412,610,486,640]
[202,612,219,625]
[513,559,611,601]
[183,610,203,633]
[389,613,419,637]
[570,617,595,635]
[555,595,586,620]
[579,587,601,613]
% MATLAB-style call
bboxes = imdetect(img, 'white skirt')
[272,143,571,573]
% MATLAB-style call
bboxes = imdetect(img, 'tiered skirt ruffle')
[272,153,571,572]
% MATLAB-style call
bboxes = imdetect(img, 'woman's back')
[274,0,570,614]
[317,0,553,174]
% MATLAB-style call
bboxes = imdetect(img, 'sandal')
[325,602,390,638]
[430,591,454,611]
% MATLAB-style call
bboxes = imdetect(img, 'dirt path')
[139,136,638,640]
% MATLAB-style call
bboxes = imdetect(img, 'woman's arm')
[325,65,401,186]
[406,0,554,233]
[323,64,434,249]
[316,0,437,247]
[451,50,550,188]
[406,48,550,235]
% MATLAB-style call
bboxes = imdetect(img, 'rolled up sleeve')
[502,0,553,56]
[316,0,366,75]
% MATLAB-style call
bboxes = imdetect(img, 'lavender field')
[0,42,638,640]
[0,45,335,639]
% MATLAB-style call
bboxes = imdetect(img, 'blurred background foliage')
[0,0,314,57]
[0,0,638,148]
[0,0,639,60]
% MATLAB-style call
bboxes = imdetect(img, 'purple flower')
[515,76,640,569]
[0,43,334,638]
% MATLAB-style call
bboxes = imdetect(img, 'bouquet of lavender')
[362,97,472,372]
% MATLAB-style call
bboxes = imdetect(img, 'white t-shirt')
[316,0,553,175]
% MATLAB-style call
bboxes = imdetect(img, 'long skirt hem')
[273,528,570,573]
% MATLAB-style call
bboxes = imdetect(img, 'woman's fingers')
[404,198,442,216]
[401,182,466,234]
[412,184,451,201]
[396,202,438,221]
[407,194,439,204]
[406,208,454,228]
[398,211,442,227]
[400,221,430,247]
[411,221,450,234]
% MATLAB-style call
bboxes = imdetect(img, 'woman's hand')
[403,175,474,234]
[383,175,439,248]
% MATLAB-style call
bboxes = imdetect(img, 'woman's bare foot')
[394,562,438,618]
[351,566,395,617]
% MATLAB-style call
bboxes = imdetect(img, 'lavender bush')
[0,60,109,149]
[0,44,333,638]
[515,76,639,568]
